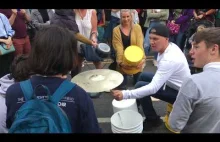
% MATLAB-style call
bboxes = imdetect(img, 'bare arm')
[193,9,198,19]
[102,9,105,26]
[20,9,31,22]
[91,9,98,42]
[204,9,216,16]
[9,9,17,25]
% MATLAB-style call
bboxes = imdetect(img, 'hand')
[91,40,98,48]
[197,14,204,19]
[171,20,175,24]
[20,9,26,14]
[194,15,199,20]
[91,35,97,44]
[120,63,133,70]
[4,37,12,49]
[11,9,17,15]
[111,90,123,101]
[136,59,146,69]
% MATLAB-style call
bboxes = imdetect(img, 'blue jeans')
[118,72,141,89]
[135,72,178,121]
[176,31,185,51]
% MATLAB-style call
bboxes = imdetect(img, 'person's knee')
[134,81,148,89]
[135,81,141,88]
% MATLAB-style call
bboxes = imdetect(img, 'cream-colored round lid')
[71,69,124,93]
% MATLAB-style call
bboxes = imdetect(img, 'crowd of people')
[0,9,220,133]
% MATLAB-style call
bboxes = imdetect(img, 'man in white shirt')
[169,27,220,133]
[111,24,191,131]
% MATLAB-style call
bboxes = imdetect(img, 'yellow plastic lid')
[124,45,144,63]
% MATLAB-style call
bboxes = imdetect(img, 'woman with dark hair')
[5,25,101,133]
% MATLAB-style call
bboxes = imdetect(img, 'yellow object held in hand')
[122,45,144,75]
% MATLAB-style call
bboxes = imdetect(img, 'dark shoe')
[143,118,163,131]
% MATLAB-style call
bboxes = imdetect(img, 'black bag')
[26,21,37,41]
[80,44,103,62]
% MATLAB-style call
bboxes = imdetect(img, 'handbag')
[80,44,103,62]
[0,15,15,56]
[167,21,180,35]
[0,43,15,55]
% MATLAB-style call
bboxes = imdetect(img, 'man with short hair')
[169,27,220,133]
[111,24,191,131]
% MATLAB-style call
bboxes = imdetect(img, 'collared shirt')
[122,42,191,99]
[0,13,14,38]
[169,62,220,133]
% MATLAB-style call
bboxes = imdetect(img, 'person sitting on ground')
[74,9,102,71]
[5,25,101,133]
[112,9,146,90]
[111,24,191,131]
[169,27,220,133]
[0,54,29,133]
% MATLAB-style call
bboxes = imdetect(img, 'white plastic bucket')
[111,110,143,133]
[112,99,138,113]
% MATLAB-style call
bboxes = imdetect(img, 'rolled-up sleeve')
[1,14,14,37]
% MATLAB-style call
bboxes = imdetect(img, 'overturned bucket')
[111,110,143,133]
[112,99,138,113]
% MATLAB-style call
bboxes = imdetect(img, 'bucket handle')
[118,113,123,127]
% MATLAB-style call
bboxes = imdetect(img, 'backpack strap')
[50,80,75,104]
[20,79,34,101]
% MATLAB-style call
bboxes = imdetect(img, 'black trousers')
[0,52,14,78]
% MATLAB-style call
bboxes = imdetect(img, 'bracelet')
[91,31,98,36]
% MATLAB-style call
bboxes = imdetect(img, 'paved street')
[80,58,172,133]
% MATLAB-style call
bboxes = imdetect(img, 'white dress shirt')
[122,42,191,99]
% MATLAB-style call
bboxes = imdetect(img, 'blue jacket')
[6,76,101,133]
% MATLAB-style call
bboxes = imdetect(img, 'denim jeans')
[135,72,178,121]
[118,72,141,89]
[176,31,185,51]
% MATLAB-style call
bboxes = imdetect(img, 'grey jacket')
[169,62,220,133]
[31,9,54,29]
[144,9,169,28]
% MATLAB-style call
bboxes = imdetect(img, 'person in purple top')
[170,9,194,51]
[5,25,102,133]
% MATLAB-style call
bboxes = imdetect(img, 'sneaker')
[143,118,163,131]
